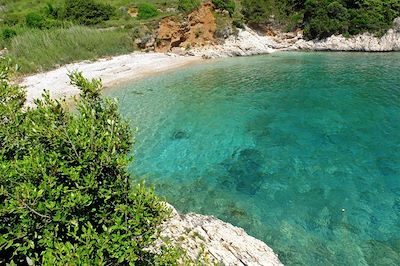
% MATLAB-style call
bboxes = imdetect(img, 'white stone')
[158,204,283,266]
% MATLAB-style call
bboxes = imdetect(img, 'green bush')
[242,0,400,39]
[1,28,17,40]
[0,61,177,264]
[63,0,115,25]
[137,3,159,20]
[26,12,46,28]
[178,0,201,13]
[212,0,236,16]
[303,0,349,39]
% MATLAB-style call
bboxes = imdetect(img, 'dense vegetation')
[0,0,399,73]
[0,60,182,265]
[242,0,400,39]
[0,0,179,73]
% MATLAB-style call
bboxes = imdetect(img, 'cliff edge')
[158,204,283,265]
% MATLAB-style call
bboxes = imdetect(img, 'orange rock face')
[155,2,217,52]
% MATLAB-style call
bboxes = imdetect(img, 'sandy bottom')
[20,52,201,105]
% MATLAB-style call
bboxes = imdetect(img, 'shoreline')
[20,24,400,105]
[21,52,202,105]
[18,50,284,265]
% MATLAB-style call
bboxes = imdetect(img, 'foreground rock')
[159,205,283,265]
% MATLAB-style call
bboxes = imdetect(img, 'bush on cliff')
[0,60,177,265]
[212,0,236,16]
[138,3,159,20]
[178,0,201,13]
[242,0,400,39]
[62,0,115,25]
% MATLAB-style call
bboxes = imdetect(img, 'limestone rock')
[294,30,400,52]
[189,17,400,56]
[159,204,283,266]
[394,17,400,32]
[190,27,276,58]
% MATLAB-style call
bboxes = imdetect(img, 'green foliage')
[0,62,176,265]
[242,0,305,25]
[178,0,201,13]
[25,12,46,29]
[242,0,400,39]
[1,28,17,40]
[62,0,115,25]
[303,0,349,39]
[7,26,134,74]
[137,3,159,20]
[212,0,236,15]
[303,0,400,39]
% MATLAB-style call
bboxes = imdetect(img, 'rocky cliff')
[159,204,283,265]
[133,0,399,56]
[155,2,217,53]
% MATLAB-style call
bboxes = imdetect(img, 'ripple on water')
[108,52,400,265]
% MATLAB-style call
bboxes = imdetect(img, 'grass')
[0,0,183,74]
[7,26,135,74]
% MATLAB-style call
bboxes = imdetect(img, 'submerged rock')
[158,204,283,265]
[221,148,267,195]
[171,130,189,140]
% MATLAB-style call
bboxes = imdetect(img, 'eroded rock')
[155,2,217,53]
[159,204,283,265]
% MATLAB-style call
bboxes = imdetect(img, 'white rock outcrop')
[159,205,283,266]
[189,27,276,58]
[189,17,400,57]
[295,29,400,52]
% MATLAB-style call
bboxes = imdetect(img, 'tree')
[0,60,176,265]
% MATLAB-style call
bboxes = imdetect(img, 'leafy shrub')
[26,12,46,28]
[303,0,349,39]
[137,3,159,20]
[1,28,17,40]
[45,3,61,19]
[243,0,400,39]
[178,0,201,13]
[0,62,175,264]
[63,0,115,25]
[212,0,236,16]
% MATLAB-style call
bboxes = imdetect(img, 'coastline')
[20,23,400,106]
[188,26,400,58]
[21,52,202,105]
[17,26,399,265]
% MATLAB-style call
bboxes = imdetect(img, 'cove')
[106,52,400,265]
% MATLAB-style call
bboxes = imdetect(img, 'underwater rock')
[171,130,189,140]
[222,148,267,195]
[376,157,397,177]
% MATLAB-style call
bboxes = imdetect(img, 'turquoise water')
[107,52,400,265]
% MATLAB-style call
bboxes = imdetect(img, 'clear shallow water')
[107,52,400,265]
